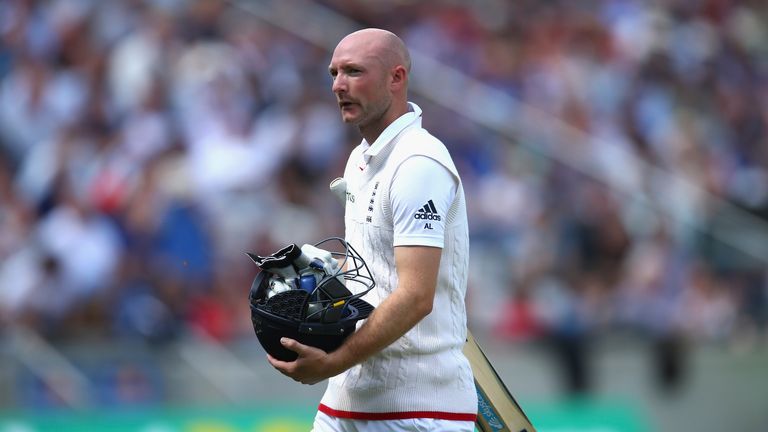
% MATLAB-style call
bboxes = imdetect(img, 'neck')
[360,124,386,144]
[360,100,409,144]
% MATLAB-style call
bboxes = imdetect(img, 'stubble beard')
[354,96,392,139]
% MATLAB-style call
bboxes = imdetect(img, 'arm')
[269,155,456,383]
[267,245,441,384]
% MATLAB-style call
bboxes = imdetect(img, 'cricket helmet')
[247,237,375,361]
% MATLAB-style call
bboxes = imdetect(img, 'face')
[328,37,393,133]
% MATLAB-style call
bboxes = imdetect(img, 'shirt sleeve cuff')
[393,234,444,248]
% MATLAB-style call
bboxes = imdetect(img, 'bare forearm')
[327,285,431,373]
[327,246,440,374]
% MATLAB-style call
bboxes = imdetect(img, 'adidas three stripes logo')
[414,200,442,221]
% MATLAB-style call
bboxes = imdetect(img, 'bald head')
[337,28,411,73]
[329,28,411,143]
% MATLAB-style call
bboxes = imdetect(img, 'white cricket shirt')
[318,102,477,421]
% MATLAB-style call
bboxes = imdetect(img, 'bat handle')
[330,177,347,206]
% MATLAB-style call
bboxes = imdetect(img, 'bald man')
[268,29,477,432]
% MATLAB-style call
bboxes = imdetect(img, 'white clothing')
[318,102,477,421]
[312,410,475,432]
[391,155,457,248]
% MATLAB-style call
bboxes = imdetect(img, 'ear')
[390,65,407,91]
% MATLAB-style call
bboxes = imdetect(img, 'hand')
[266,338,338,385]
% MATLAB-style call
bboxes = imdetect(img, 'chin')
[340,111,357,123]
[343,115,364,126]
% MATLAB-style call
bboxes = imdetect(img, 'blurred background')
[0,0,767,431]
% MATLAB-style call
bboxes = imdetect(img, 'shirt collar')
[362,102,422,162]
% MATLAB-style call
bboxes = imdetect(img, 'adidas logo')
[414,200,442,221]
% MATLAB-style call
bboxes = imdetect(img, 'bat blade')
[464,331,536,432]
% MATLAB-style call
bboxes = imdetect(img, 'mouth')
[338,100,356,110]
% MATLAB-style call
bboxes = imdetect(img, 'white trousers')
[312,411,475,432]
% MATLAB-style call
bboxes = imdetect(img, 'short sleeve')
[390,156,457,248]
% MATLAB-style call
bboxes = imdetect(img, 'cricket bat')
[330,178,534,431]
[464,331,536,432]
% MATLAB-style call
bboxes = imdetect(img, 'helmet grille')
[262,289,308,321]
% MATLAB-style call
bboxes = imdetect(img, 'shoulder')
[395,127,457,175]
[404,127,449,154]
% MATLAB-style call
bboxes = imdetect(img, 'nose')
[332,74,346,94]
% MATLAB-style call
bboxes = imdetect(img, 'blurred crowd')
[0,0,766,369]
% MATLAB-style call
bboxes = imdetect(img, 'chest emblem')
[365,181,379,223]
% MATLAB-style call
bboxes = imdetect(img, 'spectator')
[0,1,763,364]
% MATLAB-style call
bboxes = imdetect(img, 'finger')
[280,337,304,354]
[267,353,290,372]
[282,337,327,358]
